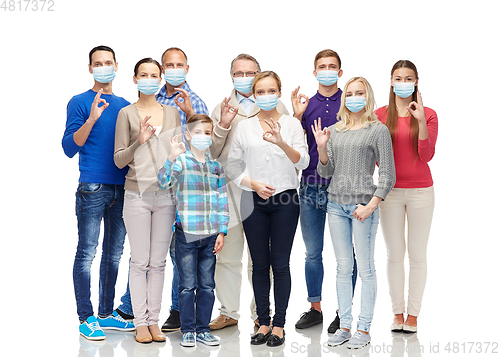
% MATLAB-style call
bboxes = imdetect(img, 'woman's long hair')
[336,77,380,132]
[385,60,419,157]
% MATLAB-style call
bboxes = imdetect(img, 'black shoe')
[161,310,181,332]
[115,308,134,322]
[327,309,340,333]
[250,330,272,345]
[295,308,323,329]
[267,330,285,347]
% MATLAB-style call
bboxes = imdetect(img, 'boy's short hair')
[89,45,116,65]
[186,114,214,133]
[314,49,341,69]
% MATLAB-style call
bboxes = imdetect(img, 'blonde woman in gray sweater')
[312,77,395,349]
[114,58,181,343]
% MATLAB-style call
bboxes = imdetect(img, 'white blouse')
[227,114,309,195]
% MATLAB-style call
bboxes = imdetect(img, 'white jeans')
[124,190,176,327]
[379,186,434,316]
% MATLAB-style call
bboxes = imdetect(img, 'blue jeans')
[175,229,217,334]
[327,201,379,332]
[299,182,358,303]
[241,189,299,328]
[73,183,126,322]
[118,237,180,317]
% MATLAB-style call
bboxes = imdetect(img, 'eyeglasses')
[232,71,259,78]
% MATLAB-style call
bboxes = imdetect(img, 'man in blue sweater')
[62,45,134,340]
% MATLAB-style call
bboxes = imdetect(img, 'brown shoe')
[149,325,166,342]
[135,326,153,344]
[209,315,238,330]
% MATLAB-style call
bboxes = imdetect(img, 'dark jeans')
[299,181,358,303]
[73,183,126,322]
[240,189,300,328]
[174,228,217,334]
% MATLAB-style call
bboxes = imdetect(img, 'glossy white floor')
[32,213,499,357]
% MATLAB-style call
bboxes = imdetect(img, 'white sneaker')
[347,331,371,349]
[328,328,351,346]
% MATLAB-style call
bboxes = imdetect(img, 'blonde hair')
[251,71,282,94]
[336,77,380,132]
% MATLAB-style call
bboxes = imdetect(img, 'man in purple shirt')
[291,50,358,333]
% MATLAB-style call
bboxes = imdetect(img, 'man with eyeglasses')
[208,54,289,330]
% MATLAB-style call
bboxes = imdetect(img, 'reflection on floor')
[77,323,423,357]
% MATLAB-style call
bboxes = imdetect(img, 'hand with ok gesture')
[262,118,284,146]
[291,86,309,121]
[89,88,109,123]
[219,97,239,129]
[138,115,155,144]
[311,117,330,149]
[174,87,195,118]
[167,134,186,162]
[406,90,425,123]
[311,117,331,165]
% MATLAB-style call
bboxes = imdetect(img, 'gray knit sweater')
[317,122,396,205]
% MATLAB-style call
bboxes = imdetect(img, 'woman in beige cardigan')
[114,57,181,343]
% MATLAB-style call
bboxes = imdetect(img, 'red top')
[375,106,438,188]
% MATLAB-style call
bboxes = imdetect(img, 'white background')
[0,0,498,356]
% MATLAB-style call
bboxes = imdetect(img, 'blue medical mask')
[233,76,254,94]
[136,78,161,95]
[255,94,279,111]
[393,82,415,98]
[164,68,186,86]
[345,96,366,113]
[190,134,212,151]
[92,66,116,83]
[316,70,339,86]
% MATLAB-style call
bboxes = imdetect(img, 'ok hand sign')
[311,117,330,149]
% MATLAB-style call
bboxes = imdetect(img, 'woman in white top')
[227,71,309,347]
[114,58,181,343]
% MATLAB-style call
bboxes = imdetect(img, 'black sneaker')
[327,310,340,333]
[161,309,181,331]
[115,308,134,322]
[295,308,323,329]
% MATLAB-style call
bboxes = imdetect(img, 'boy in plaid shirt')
[158,114,229,347]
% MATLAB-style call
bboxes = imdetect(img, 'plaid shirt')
[158,150,229,236]
[156,81,209,128]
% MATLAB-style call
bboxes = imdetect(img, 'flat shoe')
[250,331,271,345]
[403,324,417,333]
[267,330,285,347]
[135,330,153,344]
[391,322,404,332]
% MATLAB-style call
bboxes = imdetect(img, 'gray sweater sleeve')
[373,124,396,200]
[317,133,335,179]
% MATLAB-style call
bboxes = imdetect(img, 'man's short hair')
[89,45,116,65]
[314,49,341,69]
[230,53,261,75]
[161,47,188,65]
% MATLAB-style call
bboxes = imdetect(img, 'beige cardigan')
[210,89,289,168]
[114,104,181,192]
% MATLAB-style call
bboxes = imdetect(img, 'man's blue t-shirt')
[62,89,130,185]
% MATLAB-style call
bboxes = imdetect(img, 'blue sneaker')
[196,332,220,346]
[181,332,196,347]
[97,311,135,331]
[80,316,106,341]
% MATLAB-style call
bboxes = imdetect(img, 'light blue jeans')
[327,201,379,332]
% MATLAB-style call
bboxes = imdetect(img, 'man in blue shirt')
[62,46,134,340]
[114,47,210,332]
[291,50,358,333]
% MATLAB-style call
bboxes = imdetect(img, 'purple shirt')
[301,89,343,184]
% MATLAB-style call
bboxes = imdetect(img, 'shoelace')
[351,331,365,339]
[87,321,101,332]
[112,314,127,323]
[334,328,347,336]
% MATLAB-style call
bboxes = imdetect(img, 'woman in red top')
[375,60,438,333]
